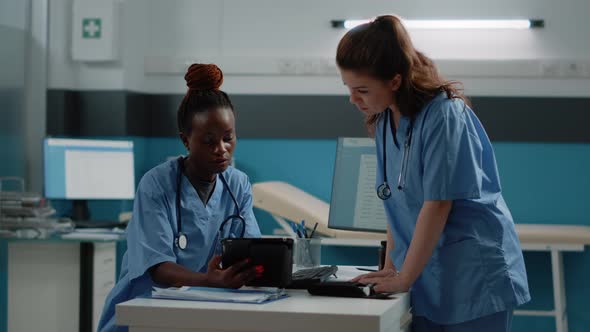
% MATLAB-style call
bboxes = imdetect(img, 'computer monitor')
[43,138,135,220]
[328,137,387,233]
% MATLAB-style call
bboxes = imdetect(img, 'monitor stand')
[72,199,90,221]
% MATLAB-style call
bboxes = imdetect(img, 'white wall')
[48,0,590,96]
[24,0,48,193]
[0,0,47,192]
[48,0,125,90]
[0,0,27,184]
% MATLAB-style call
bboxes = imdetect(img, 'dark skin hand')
[150,256,257,289]
[205,256,259,288]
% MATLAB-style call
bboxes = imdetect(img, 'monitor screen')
[328,137,387,233]
[44,138,135,200]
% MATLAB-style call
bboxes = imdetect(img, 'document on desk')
[336,266,379,280]
[61,228,124,240]
[152,286,288,304]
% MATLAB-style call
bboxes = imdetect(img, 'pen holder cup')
[294,238,321,269]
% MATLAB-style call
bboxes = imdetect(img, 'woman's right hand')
[205,256,257,289]
[351,267,398,282]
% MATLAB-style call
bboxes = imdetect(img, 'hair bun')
[184,63,224,91]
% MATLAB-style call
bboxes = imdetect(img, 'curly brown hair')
[336,15,468,136]
[177,63,235,135]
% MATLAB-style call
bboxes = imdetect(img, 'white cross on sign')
[82,18,101,39]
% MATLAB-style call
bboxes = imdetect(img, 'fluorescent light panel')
[340,19,543,30]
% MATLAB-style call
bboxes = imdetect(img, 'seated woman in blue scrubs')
[98,63,262,332]
[339,16,531,331]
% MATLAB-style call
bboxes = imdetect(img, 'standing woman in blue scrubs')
[341,16,531,331]
[98,63,262,332]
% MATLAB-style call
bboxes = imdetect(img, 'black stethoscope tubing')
[377,108,413,200]
[175,157,245,250]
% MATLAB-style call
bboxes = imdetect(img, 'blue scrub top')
[375,93,530,324]
[98,159,261,332]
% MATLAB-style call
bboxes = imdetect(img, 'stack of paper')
[0,179,70,239]
[336,266,379,280]
[0,190,55,218]
[152,286,288,304]
[61,228,125,241]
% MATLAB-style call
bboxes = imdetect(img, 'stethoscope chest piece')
[377,182,392,200]
[176,232,188,250]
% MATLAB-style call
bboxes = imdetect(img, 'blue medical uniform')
[375,93,530,326]
[97,159,261,332]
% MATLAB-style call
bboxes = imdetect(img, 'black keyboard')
[74,220,128,229]
[287,265,338,289]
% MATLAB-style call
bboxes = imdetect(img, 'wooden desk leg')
[551,250,568,332]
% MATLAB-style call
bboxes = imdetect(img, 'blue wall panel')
[494,143,590,225]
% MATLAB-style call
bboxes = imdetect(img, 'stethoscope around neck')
[175,156,245,250]
[377,108,414,200]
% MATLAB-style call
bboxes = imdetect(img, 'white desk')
[2,239,119,332]
[117,289,410,332]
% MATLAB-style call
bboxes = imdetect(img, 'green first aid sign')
[82,18,101,39]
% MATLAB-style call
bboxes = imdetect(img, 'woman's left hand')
[358,273,410,294]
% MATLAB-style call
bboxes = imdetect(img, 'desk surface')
[322,224,590,250]
[0,229,125,243]
[0,235,123,243]
[117,290,409,332]
[515,224,590,245]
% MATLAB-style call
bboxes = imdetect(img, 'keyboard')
[74,220,128,229]
[287,265,338,289]
[307,281,373,298]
